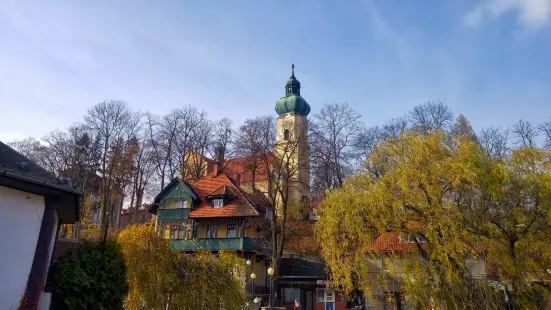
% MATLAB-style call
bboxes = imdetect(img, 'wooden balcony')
[172,237,269,254]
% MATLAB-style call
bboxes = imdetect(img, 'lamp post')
[251,272,257,297]
[267,266,275,306]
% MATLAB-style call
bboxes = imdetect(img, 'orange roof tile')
[366,232,418,254]
[206,185,236,198]
[189,172,260,218]
[206,154,274,184]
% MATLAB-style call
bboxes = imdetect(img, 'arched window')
[284,129,290,141]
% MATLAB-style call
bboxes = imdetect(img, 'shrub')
[47,239,128,310]
[118,224,246,309]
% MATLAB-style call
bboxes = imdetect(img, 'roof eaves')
[1,169,82,195]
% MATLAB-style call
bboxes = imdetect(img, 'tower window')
[288,87,291,93]
[284,129,290,141]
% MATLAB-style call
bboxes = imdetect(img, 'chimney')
[212,162,220,177]
[214,143,225,164]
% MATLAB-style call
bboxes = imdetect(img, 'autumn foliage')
[315,131,551,309]
[117,224,247,310]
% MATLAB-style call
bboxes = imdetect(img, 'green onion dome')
[275,64,311,116]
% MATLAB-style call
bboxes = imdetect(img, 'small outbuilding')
[0,141,81,309]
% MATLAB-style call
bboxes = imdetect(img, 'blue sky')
[1,0,550,142]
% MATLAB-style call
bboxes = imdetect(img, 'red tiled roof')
[206,154,274,184]
[207,185,236,198]
[366,232,417,254]
[189,172,260,218]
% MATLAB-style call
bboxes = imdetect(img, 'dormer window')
[213,199,224,208]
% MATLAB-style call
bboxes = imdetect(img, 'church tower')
[274,64,311,207]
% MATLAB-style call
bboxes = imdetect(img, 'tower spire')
[291,64,295,77]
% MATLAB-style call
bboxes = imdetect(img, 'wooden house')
[149,164,272,294]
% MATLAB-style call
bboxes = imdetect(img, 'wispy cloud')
[463,0,551,32]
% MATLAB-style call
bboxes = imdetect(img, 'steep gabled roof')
[0,141,81,223]
[189,172,260,218]
[0,141,80,195]
[206,185,236,199]
[153,178,198,203]
[149,178,199,214]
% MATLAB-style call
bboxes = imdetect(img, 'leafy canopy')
[315,131,551,309]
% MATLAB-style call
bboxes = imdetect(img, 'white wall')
[0,186,45,310]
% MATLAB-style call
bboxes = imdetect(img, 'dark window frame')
[227,224,236,238]
[206,224,218,238]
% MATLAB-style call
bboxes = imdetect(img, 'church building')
[148,65,346,310]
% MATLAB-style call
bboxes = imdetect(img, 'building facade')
[0,141,81,310]
[148,165,272,294]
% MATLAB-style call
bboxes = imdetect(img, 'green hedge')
[47,239,128,310]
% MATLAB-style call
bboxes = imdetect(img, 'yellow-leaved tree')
[315,131,551,309]
[118,224,246,310]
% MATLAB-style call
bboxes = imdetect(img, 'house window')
[175,199,186,209]
[283,287,301,304]
[213,199,224,208]
[170,225,178,240]
[317,288,325,302]
[207,225,218,238]
[178,224,186,239]
[166,199,187,209]
[284,129,290,141]
[165,222,194,240]
[227,224,236,238]
[405,234,427,243]
[324,289,335,302]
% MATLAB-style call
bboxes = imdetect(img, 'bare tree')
[353,126,383,163]
[146,111,178,190]
[174,106,210,181]
[7,137,52,170]
[381,117,409,139]
[235,116,275,191]
[43,124,102,238]
[236,115,307,306]
[212,118,234,159]
[478,127,510,159]
[539,118,551,149]
[121,129,157,225]
[309,102,362,192]
[512,119,538,147]
[409,101,454,133]
[84,100,138,236]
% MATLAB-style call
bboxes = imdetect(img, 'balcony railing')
[171,237,269,254]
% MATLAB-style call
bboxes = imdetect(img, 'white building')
[0,141,81,310]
